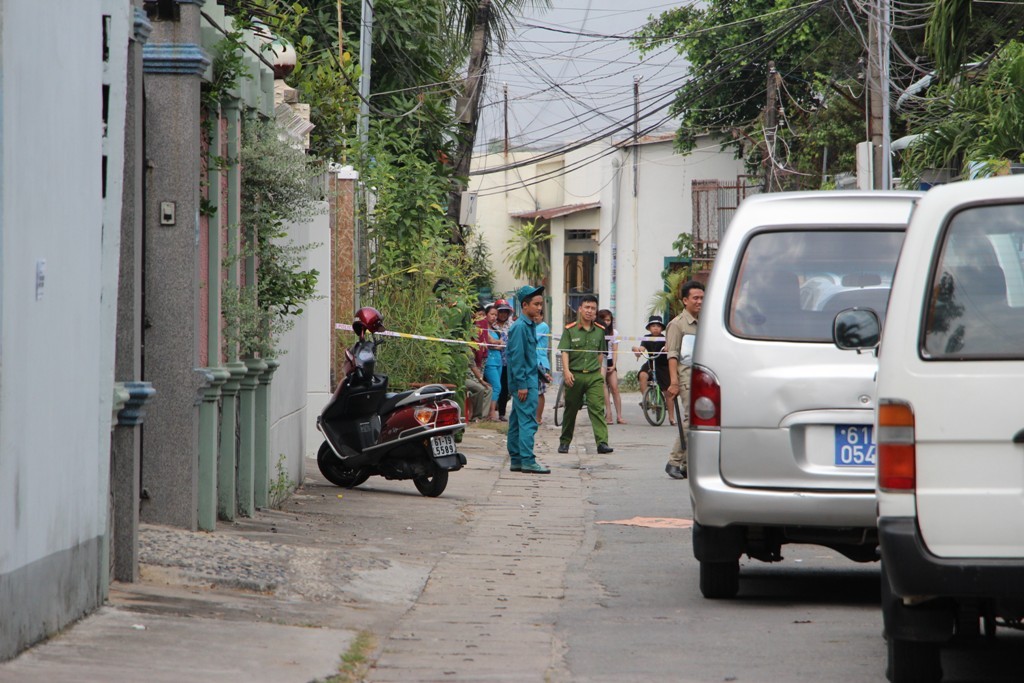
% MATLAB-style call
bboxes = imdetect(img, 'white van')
[835,175,1024,682]
[688,190,922,599]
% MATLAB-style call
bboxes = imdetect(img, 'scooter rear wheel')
[413,466,449,497]
[317,441,371,488]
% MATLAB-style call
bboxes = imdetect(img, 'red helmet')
[352,307,384,337]
[495,298,513,312]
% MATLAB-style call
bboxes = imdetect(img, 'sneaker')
[597,443,614,454]
[557,443,570,454]
[520,462,551,474]
[665,463,685,479]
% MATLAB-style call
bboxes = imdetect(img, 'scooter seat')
[378,390,415,416]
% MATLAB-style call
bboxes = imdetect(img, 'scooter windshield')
[352,340,376,380]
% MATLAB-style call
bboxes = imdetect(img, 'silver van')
[687,190,922,599]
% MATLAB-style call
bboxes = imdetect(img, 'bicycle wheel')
[553,381,565,426]
[643,386,666,426]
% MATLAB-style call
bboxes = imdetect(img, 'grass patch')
[313,630,376,683]
[470,419,508,434]
[619,370,640,392]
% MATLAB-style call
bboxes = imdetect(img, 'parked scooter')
[316,307,467,497]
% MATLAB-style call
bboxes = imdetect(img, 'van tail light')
[878,400,915,492]
[690,365,721,428]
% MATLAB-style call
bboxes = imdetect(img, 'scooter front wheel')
[317,441,371,488]
[413,465,449,497]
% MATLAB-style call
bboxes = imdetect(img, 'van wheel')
[699,559,739,599]
[414,467,449,497]
[317,442,370,488]
[886,636,941,683]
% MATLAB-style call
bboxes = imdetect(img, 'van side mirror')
[833,308,880,351]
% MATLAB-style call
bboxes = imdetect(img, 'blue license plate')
[834,425,876,467]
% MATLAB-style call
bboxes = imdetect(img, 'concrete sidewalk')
[0,400,627,682]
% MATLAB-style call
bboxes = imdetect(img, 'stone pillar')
[330,169,358,387]
[254,359,279,509]
[218,361,246,521]
[198,370,227,531]
[218,96,244,521]
[237,358,267,517]
[111,381,155,582]
[197,95,227,531]
[111,3,152,583]
[140,1,210,529]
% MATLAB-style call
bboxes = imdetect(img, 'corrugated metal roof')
[510,202,600,220]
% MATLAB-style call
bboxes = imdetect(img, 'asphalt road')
[556,393,1024,683]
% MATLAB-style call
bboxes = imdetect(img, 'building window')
[566,229,597,240]
[564,252,596,324]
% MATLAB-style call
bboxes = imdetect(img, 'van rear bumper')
[880,517,1024,599]
[689,430,877,528]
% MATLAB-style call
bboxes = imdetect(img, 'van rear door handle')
[1013,429,1024,444]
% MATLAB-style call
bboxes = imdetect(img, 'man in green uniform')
[557,294,614,454]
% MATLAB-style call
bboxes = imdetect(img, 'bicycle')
[638,349,667,426]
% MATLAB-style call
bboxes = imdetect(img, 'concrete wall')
[270,204,331,487]
[0,0,111,660]
[605,135,746,346]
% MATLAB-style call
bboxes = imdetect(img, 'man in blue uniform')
[506,285,549,473]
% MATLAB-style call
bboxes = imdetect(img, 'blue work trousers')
[507,386,540,467]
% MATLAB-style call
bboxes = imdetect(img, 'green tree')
[633,0,873,187]
[903,40,1024,181]
[504,219,552,283]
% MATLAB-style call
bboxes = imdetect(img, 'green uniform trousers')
[559,371,609,447]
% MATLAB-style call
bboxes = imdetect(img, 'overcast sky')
[477,0,689,152]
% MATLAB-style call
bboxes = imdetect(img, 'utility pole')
[447,0,492,245]
[763,61,779,192]
[503,82,509,157]
[354,0,374,308]
[632,76,640,197]
[867,0,892,189]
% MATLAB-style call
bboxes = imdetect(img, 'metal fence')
[691,176,759,272]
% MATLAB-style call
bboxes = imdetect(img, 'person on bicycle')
[632,314,673,425]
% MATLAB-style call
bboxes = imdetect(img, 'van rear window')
[728,229,904,342]
[923,203,1024,359]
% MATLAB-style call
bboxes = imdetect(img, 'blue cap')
[516,285,544,303]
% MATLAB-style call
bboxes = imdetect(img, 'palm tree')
[647,267,694,321]
[445,0,551,242]
[504,219,551,283]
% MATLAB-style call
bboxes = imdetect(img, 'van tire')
[699,559,739,599]
[886,636,941,683]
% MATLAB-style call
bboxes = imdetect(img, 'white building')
[0,0,129,660]
[469,133,748,350]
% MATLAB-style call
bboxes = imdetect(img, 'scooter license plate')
[430,435,457,458]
